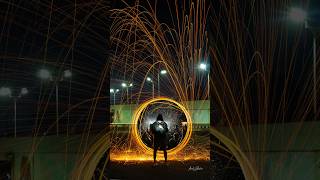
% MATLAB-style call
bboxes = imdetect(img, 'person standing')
[150,114,169,163]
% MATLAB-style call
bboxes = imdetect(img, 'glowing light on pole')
[0,87,28,137]
[20,88,28,96]
[199,63,207,71]
[160,70,167,75]
[288,7,317,120]
[38,68,72,135]
[121,82,133,103]
[110,88,119,105]
[288,7,307,24]
[146,77,154,98]
[63,69,72,78]
[158,70,167,96]
[199,63,209,98]
[38,69,52,80]
[0,87,11,96]
[121,83,127,88]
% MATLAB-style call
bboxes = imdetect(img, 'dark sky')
[0,0,319,136]
[208,0,320,124]
[0,0,112,136]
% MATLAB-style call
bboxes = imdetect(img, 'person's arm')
[150,123,154,134]
[164,123,169,133]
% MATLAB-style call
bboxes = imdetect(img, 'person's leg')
[163,147,167,162]
[153,145,157,163]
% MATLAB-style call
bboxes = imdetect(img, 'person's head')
[156,114,164,121]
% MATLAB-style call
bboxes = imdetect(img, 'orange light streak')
[131,97,193,155]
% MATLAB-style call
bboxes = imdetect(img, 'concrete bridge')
[110,100,210,131]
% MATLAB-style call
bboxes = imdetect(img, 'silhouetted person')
[150,114,169,163]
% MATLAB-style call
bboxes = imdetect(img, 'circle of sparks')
[131,97,193,155]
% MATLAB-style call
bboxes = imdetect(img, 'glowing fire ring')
[131,97,192,155]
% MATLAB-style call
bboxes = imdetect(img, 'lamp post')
[0,87,28,137]
[110,88,119,105]
[157,70,167,96]
[128,83,133,103]
[147,76,154,98]
[121,82,133,103]
[199,63,210,98]
[121,82,128,103]
[288,7,318,120]
[38,69,72,135]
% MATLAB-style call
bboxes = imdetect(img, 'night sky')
[0,0,319,136]
[0,0,111,136]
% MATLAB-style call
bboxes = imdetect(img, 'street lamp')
[0,87,28,137]
[288,7,317,120]
[289,7,307,24]
[157,70,167,96]
[20,88,28,95]
[199,63,210,98]
[38,69,52,80]
[199,63,207,71]
[146,77,155,98]
[121,82,127,88]
[0,87,11,97]
[38,68,72,135]
[121,82,133,103]
[160,70,167,75]
[110,88,119,105]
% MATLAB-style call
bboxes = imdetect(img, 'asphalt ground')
[106,160,215,180]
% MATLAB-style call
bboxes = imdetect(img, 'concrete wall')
[217,121,320,180]
[110,100,210,125]
[0,136,91,180]
[0,122,319,179]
